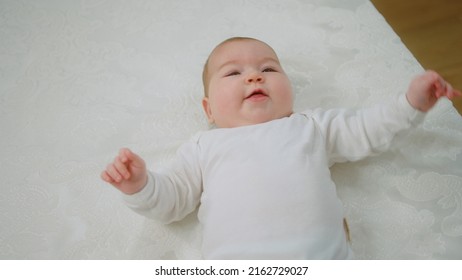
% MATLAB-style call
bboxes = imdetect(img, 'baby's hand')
[406,70,461,112]
[101,148,148,195]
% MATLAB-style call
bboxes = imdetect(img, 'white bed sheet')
[1,0,461,259]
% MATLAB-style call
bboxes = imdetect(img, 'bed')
[1,0,461,259]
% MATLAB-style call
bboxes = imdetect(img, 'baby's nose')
[246,72,264,84]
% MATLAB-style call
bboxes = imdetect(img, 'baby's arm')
[101,141,203,224]
[101,148,148,195]
[312,71,460,165]
[406,70,461,112]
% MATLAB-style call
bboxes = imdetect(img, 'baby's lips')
[245,88,268,99]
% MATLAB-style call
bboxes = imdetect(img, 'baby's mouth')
[245,89,268,100]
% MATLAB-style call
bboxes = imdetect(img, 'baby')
[101,37,461,259]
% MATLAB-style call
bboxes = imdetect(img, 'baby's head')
[202,37,293,128]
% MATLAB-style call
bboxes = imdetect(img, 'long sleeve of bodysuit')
[305,94,425,165]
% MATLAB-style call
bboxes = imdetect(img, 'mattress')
[1,0,461,259]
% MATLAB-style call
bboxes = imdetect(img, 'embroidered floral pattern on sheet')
[1,0,461,259]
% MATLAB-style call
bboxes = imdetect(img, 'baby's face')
[202,39,293,128]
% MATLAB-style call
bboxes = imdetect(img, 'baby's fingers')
[120,148,145,169]
[442,83,462,100]
[105,161,126,183]
[433,76,447,97]
[101,170,114,183]
[114,156,131,179]
[455,89,462,97]
[434,76,460,100]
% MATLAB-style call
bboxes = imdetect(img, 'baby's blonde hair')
[202,37,277,97]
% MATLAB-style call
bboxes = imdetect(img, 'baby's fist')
[406,70,461,112]
[101,148,147,195]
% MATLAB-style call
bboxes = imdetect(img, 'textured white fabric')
[1,0,461,259]
[123,94,421,259]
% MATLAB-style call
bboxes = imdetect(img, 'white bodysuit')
[123,95,423,259]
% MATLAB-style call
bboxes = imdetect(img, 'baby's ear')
[202,97,215,124]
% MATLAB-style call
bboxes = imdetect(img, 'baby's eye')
[225,71,240,77]
[262,67,277,73]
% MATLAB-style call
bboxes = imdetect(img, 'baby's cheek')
[213,98,236,118]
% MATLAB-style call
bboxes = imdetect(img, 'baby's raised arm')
[101,148,148,195]
[406,70,461,112]
[311,70,460,165]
